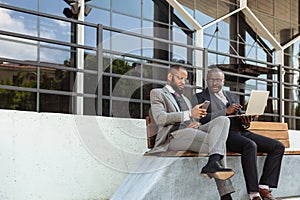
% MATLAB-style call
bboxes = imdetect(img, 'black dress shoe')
[200,161,235,180]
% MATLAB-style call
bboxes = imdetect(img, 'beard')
[170,77,183,94]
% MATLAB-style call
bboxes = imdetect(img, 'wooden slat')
[250,130,289,139]
[279,139,290,148]
[249,121,288,130]
[144,151,208,157]
[145,149,299,157]
[282,150,300,155]
[248,122,290,148]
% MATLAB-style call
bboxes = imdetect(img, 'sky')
[0,0,75,63]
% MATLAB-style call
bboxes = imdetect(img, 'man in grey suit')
[149,65,235,200]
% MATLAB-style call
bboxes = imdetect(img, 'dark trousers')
[226,130,285,193]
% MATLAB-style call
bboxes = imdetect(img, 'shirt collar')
[216,89,224,96]
[165,84,175,94]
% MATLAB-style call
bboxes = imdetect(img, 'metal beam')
[282,34,300,50]
[166,0,202,30]
[242,7,282,50]
[75,0,85,115]
[202,7,244,30]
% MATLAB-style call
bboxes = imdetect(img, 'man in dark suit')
[191,67,285,200]
[149,65,235,200]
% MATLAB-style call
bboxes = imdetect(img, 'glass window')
[0,8,38,36]
[84,97,97,115]
[0,90,36,111]
[86,8,110,27]
[2,0,37,10]
[39,43,70,64]
[40,93,71,113]
[111,33,141,56]
[84,73,98,94]
[84,26,97,48]
[112,0,141,17]
[112,13,141,32]
[40,0,67,17]
[142,0,154,20]
[40,17,70,42]
[0,38,38,61]
[0,62,37,88]
[142,38,154,58]
[39,67,74,92]
[89,0,110,10]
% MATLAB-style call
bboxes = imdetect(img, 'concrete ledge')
[111,155,300,200]
[0,109,148,200]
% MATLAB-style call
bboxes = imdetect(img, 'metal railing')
[0,3,299,128]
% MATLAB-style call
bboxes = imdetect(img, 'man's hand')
[191,103,207,119]
[239,115,252,124]
[187,121,200,129]
[226,103,242,115]
[239,115,258,129]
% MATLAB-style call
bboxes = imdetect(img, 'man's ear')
[167,73,172,82]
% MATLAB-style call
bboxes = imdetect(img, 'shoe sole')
[262,197,275,200]
[211,171,234,180]
[200,173,213,179]
[201,171,234,180]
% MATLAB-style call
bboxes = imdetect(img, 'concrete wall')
[0,109,148,200]
[0,109,300,200]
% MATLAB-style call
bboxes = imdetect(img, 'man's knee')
[243,140,257,154]
[214,116,230,126]
[273,140,285,154]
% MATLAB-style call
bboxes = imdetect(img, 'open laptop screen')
[227,90,270,117]
[245,90,270,115]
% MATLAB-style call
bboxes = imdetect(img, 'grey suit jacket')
[149,86,192,153]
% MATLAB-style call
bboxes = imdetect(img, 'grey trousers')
[168,116,235,196]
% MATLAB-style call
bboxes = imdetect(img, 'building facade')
[0,0,299,129]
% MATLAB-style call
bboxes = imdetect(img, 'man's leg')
[226,131,259,193]
[168,125,234,197]
[198,116,230,157]
[168,128,206,152]
[242,131,285,188]
[198,116,235,196]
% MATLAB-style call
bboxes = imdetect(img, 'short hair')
[207,66,224,77]
[168,64,186,74]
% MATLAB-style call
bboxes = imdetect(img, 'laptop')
[228,90,270,117]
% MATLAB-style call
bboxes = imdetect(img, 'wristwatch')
[242,123,250,129]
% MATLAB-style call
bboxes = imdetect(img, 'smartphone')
[201,100,210,110]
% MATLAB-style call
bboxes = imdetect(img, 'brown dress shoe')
[259,188,276,200]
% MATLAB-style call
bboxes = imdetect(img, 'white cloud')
[0,8,62,62]
[0,8,38,60]
[0,8,27,34]
[56,20,68,28]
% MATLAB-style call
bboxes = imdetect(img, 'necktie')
[172,92,191,130]
[174,92,189,111]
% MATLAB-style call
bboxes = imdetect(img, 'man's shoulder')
[195,89,209,97]
[150,87,167,97]
[151,87,164,93]
[223,90,236,97]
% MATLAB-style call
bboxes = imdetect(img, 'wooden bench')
[144,115,299,157]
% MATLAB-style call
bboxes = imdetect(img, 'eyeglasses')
[172,73,189,84]
[207,79,223,83]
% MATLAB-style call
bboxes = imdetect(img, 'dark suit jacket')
[191,88,245,130]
